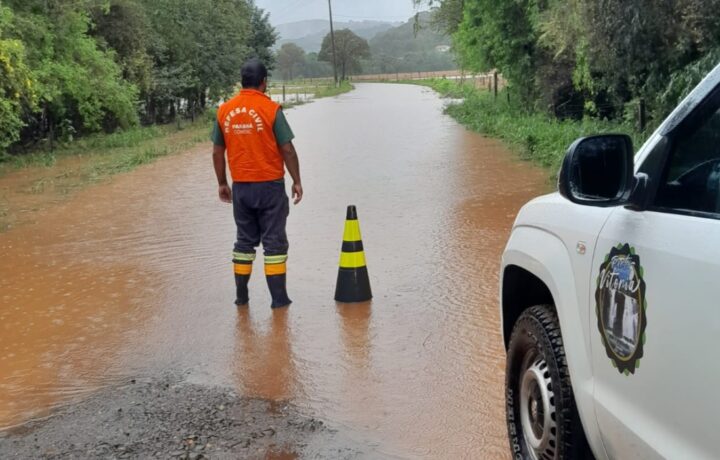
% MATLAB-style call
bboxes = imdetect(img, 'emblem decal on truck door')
[595,243,647,375]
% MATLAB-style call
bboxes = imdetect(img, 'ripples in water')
[0,83,548,458]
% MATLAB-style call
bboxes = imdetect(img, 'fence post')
[638,98,647,131]
[282,85,286,103]
[493,71,498,101]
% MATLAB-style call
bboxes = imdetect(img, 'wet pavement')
[0,83,548,458]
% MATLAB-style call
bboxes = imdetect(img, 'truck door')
[591,97,720,458]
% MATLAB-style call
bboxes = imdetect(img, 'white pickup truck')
[500,63,720,460]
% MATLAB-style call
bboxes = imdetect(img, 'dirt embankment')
[0,377,359,460]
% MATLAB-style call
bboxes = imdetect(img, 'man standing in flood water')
[211,58,303,309]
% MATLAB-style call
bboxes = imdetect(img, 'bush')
[421,79,645,175]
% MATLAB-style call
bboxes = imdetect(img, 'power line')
[267,0,322,24]
[333,12,416,21]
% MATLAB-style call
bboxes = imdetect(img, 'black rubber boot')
[266,274,292,309]
[235,274,250,306]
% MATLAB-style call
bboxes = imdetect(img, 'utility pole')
[328,0,338,86]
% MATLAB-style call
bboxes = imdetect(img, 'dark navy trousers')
[232,181,289,257]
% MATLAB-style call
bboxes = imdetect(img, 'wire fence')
[349,69,508,89]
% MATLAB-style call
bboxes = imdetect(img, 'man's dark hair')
[241,58,268,88]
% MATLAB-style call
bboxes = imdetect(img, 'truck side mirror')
[558,134,635,207]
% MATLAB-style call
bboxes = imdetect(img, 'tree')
[90,0,155,96]
[0,6,36,151]
[417,0,465,36]
[318,29,370,81]
[453,0,547,105]
[247,3,278,68]
[276,43,305,81]
[302,52,333,78]
[4,0,138,144]
[140,0,256,121]
[365,11,456,74]
[0,0,278,154]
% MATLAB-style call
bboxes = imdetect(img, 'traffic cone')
[335,205,372,303]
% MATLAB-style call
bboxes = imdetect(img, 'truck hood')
[512,192,614,245]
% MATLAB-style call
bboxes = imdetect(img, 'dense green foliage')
[318,29,370,81]
[420,78,644,174]
[278,14,457,80]
[421,0,720,129]
[0,0,275,156]
[299,52,334,79]
[363,12,456,74]
[276,43,306,81]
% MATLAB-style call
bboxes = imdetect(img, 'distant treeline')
[422,0,720,127]
[0,0,275,154]
[362,11,455,75]
[274,12,457,82]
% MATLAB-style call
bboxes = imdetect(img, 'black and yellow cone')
[335,205,372,303]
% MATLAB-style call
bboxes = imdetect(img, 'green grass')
[0,110,220,232]
[0,118,211,174]
[88,145,170,178]
[0,117,212,231]
[410,78,648,175]
[0,124,168,170]
[0,198,8,232]
[81,126,209,183]
[314,81,353,98]
[267,80,353,102]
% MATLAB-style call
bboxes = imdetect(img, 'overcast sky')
[255,0,419,25]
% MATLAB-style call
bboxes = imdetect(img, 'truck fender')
[501,225,607,459]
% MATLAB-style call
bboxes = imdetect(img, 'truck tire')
[505,305,592,460]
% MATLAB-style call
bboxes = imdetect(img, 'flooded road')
[0,84,548,458]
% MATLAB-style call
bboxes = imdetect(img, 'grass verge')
[0,119,208,174]
[313,81,354,98]
[0,116,213,231]
[268,80,353,106]
[408,78,647,175]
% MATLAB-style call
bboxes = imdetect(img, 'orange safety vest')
[217,89,284,182]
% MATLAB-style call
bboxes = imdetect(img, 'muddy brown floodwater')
[0,84,548,458]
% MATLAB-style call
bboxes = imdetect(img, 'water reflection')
[233,307,296,402]
[0,83,549,457]
[337,302,372,370]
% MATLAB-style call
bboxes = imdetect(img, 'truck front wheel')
[505,305,591,459]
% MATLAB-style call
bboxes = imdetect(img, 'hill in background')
[274,11,457,78]
[275,19,399,53]
[364,11,455,74]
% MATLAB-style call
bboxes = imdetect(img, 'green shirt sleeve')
[274,109,295,145]
[211,120,225,147]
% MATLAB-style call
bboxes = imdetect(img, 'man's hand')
[292,182,303,205]
[218,184,232,203]
[279,142,302,204]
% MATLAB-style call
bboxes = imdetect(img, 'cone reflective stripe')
[335,205,372,303]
